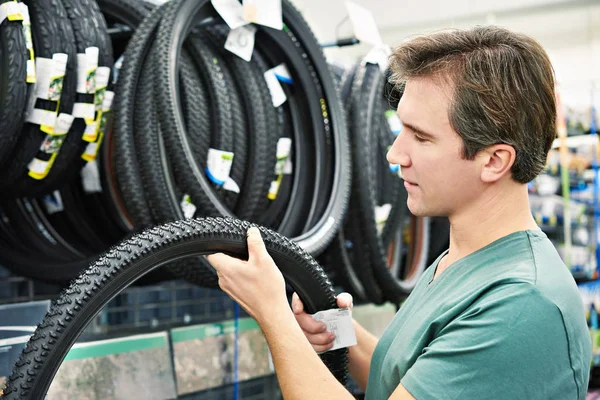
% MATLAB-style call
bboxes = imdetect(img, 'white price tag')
[224,24,257,62]
[223,177,241,193]
[375,203,392,235]
[180,194,197,219]
[385,110,402,135]
[72,102,96,120]
[26,108,55,126]
[311,308,356,353]
[206,148,234,185]
[42,191,64,214]
[283,157,293,174]
[212,0,248,29]
[32,57,53,99]
[95,66,110,89]
[264,68,286,107]
[28,158,49,174]
[274,137,292,174]
[81,160,103,193]
[82,142,98,158]
[268,180,280,200]
[54,114,74,136]
[345,1,382,46]
[272,63,292,84]
[0,2,22,25]
[102,91,115,112]
[364,44,392,72]
[76,47,99,94]
[243,0,282,30]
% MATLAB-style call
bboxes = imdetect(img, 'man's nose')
[387,135,410,167]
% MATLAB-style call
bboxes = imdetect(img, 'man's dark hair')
[389,25,556,183]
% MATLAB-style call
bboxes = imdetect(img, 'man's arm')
[259,303,354,399]
[347,319,379,391]
[292,293,378,392]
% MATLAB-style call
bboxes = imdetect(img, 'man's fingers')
[294,312,327,334]
[336,292,353,309]
[314,343,334,353]
[206,253,239,272]
[247,227,268,262]
[292,292,304,314]
[305,330,335,346]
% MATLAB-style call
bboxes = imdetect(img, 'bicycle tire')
[0,0,29,170]
[3,217,348,399]
[2,0,77,193]
[153,0,350,256]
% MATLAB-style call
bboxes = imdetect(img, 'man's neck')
[437,183,539,275]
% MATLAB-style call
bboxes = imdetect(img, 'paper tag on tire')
[264,68,286,107]
[180,194,197,219]
[206,148,234,185]
[225,24,257,62]
[364,44,392,72]
[311,308,356,353]
[242,0,282,30]
[345,1,382,46]
[211,0,248,29]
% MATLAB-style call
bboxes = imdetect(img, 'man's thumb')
[247,226,267,260]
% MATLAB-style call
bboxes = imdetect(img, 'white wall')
[293,0,600,124]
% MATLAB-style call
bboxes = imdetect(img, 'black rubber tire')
[0,0,29,170]
[202,22,276,222]
[112,3,166,228]
[153,0,350,256]
[0,0,77,193]
[18,0,111,196]
[2,217,348,399]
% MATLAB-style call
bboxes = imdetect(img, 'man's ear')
[479,144,516,183]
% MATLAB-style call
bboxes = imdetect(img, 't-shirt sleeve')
[400,283,577,400]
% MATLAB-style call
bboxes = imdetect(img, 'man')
[207,25,592,399]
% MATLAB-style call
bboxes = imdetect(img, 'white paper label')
[223,177,241,193]
[95,66,110,89]
[180,194,197,219]
[243,0,282,30]
[0,2,22,25]
[283,157,293,174]
[272,63,292,84]
[268,180,280,199]
[81,160,103,193]
[364,44,392,72]
[224,24,257,62]
[375,203,392,235]
[42,191,64,214]
[26,108,56,126]
[76,47,99,94]
[19,2,29,24]
[73,102,96,120]
[345,1,382,46]
[264,68,287,107]
[102,91,115,112]
[84,122,97,135]
[385,110,402,134]
[28,158,48,174]
[311,308,357,353]
[54,114,74,135]
[206,148,234,185]
[212,0,248,29]
[82,142,98,158]
[33,58,53,99]
[274,137,292,174]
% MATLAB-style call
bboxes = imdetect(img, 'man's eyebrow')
[402,122,435,138]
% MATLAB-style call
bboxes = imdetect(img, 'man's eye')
[414,135,427,142]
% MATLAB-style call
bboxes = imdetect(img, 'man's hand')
[206,227,288,322]
[291,291,353,353]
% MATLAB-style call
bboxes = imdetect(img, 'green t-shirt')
[365,230,591,400]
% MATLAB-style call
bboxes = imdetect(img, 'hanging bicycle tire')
[2,217,348,399]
